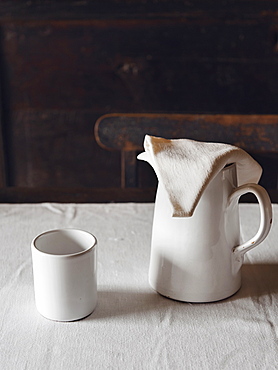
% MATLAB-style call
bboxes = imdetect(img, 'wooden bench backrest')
[95,113,278,188]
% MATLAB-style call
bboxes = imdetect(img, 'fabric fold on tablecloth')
[137,135,262,217]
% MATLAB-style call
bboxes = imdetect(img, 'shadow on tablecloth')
[232,263,278,300]
[85,263,278,320]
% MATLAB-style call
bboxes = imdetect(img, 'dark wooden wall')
[0,1,277,200]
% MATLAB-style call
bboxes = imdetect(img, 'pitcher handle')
[228,184,272,255]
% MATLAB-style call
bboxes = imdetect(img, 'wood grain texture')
[95,113,278,191]
[95,113,278,153]
[5,110,121,188]
[0,1,277,201]
[0,1,278,21]
[0,186,157,203]
[1,19,278,113]
[0,186,276,204]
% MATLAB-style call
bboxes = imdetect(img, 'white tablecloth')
[0,203,277,370]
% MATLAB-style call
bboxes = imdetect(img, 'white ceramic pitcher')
[149,163,272,302]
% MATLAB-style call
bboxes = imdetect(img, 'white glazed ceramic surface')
[31,229,97,321]
[149,164,272,302]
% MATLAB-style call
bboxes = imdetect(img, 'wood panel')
[0,1,277,199]
[96,113,278,153]
[0,186,276,204]
[4,111,121,187]
[0,1,277,21]
[0,82,7,187]
[1,19,278,113]
[0,186,157,203]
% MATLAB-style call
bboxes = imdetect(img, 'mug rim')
[32,228,97,258]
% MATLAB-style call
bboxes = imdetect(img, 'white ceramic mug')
[31,229,97,321]
[149,163,272,302]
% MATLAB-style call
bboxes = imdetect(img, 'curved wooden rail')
[95,113,278,188]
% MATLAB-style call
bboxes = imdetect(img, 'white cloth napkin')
[137,135,262,217]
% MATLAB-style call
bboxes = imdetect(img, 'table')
[0,203,277,369]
